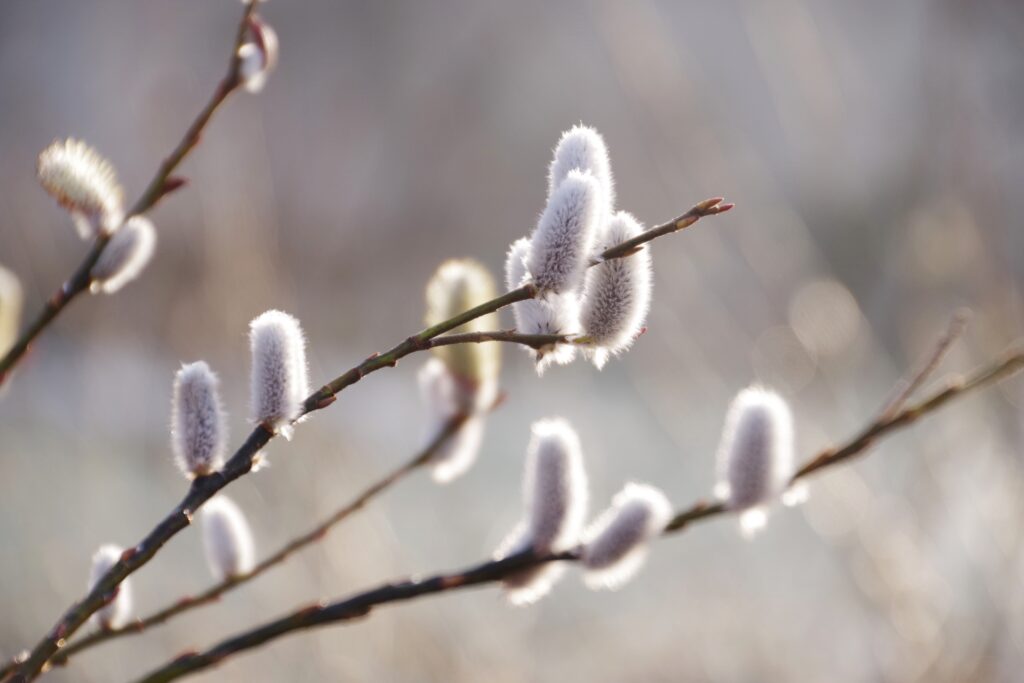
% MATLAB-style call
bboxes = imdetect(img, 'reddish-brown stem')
[0,0,257,389]
[131,348,1023,683]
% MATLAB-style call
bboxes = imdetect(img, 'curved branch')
[130,347,1024,683]
[0,0,259,388]
[8,190,730,680]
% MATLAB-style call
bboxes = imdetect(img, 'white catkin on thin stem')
[416,358,490,483]
[171,361,228,478]
[580,211,652,369]
[504,238,581,375]
[548,124,615,219]
[527,170,602,295]
[37,138,125,237]
[581,483,672,590]
[88,545,132,630]
[249,309,310,438]
[238,17,278,93]
[496,418,589,605]
[200,495,256,581]
[424,258,501,397]
[90,215,157,294]
[713,386,798,537]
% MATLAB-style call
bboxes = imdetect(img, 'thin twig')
[0,1,258,388]
[130,347,1024,683]
[40,410,482,674]
[877,308,970,419]
[8,200,732,678]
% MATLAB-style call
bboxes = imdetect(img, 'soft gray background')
[1,0,1023,681]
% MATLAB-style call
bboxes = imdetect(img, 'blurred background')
[1,0,1023,681]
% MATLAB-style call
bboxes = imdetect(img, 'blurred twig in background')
[0,0,258,388]
[129,345,1024,683]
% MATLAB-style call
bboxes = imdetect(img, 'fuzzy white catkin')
[424,259,501,398]
[527,170,602,295]
[714,386,797,537]
[0,265,23,357]
[416,357,491,483]
[88,544,132,630]
[581,483,672,590]
[37,138,125,237]
[522,418,589,551]
[548,124,615,216]
[171,361,227,478]
[249,310,310,438]
[200,496,256,581]
[504,238,580,375]
[496,418,589,605]
[89,215,157,294]
[580,211,652,369]
[238,18,279,94]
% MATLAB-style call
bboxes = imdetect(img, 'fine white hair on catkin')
[416,357,490,483]
[89,215,157,294]
[548,125,615,217]
[88,544,132,630]
[580,211,652,369]
[713,386,797,538]
[496,418,589,605]
[37,138,125,238]
[504,237,581,375]
[581,483,672,590]
[522,418,589,552]
[200,495,256,581]
[171,361,228,478]
[249,310,310,438]
[527,170,602,295]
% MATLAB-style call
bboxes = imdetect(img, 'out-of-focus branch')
[0,1,259,388]
[130,347,1024,683]
[35,411,485,674]
[8,196,733,681]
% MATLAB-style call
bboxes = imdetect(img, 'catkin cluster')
[505,125,653,373]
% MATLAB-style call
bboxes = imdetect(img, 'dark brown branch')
[0,1,258,389]
[35,411,480,674]
[7,191,730,679]
[593,197,733,263]
[130,347,1024,683]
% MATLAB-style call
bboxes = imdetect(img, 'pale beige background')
[1,1,1023,681]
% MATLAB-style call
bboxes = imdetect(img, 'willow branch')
[0,1,259,388]
[18,411,481,675]
[130,347,1024,683]
[8,196,732,682]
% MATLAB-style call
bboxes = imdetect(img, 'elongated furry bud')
[425,259,501,398]
[504,238,580,375]
[249,309,310,438]
[714,386,797,537]
[37,138,125,237]
[581,483,671,590]
[238,16,279,93]
[0,265,23,358]
[496,418,589,604]
[89,215,157,294]
[527,170,602,294]
[200,496,256,581]
[88,544,132,630]
[580,211,652,369]
[417,357,490,483]
[548,124,614,214]
[171,361,227,478]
